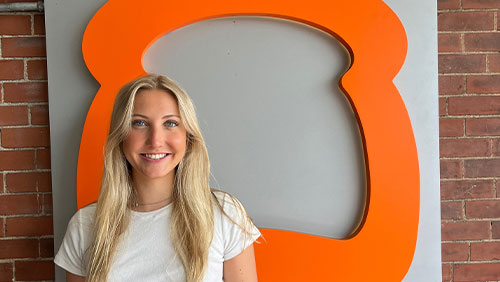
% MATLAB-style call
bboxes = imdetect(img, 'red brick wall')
[439,0,500,281]
[0,6,55,282]
[1,0,499,281]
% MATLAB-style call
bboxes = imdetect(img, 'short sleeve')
[216,192,261,261]
[54,206,95,276]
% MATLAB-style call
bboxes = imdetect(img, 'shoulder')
[63,203,96,242]
[210,189,256,232]
[67,203,97,228]
[211,190,246,217]
[54,203,96,276]
[211,190,231,206]
[210,190,261,260]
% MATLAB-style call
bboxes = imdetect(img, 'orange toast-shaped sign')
[79,0,419,281]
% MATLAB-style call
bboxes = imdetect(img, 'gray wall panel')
[384,0,441,281]
[45,1,105,280]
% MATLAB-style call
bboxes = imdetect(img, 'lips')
[140,153,169,160]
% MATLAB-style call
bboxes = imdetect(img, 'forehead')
[133,89,179,114]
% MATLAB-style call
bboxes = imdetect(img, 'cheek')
[168,132,187,151]
[122,133,142,155]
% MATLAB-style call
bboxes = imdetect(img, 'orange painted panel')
[79,0,419,281]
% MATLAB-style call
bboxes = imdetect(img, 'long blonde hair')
[86,74,213,282]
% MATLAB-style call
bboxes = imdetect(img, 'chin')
[143,170,175,180]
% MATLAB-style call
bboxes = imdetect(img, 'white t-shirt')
[54,191,260,281]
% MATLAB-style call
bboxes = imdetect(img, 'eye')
[132,120,147,127]
[165,120,179,128]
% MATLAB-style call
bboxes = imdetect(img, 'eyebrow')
[132,114,181,119]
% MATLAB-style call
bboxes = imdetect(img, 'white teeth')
[143,153,168,160]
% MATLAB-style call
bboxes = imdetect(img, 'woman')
[54,74,260,282]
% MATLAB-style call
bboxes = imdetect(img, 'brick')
[36,148,51,169]
[439,76,465,95]
[440,159,462,179]
[0,150,35,170]
[1,127,50,148]
[1,37,46,57]
[30,104,49,125]
[0,263,13,282]
[441,180,494,200]
[463,0,500,9]
[495,139,500,156]
[493,221,500,238]
[488,54,500,73]
[43,193,52,214]
[450,96,500,115]
[0,15,30,35]
[438,12,494,31]
[15,260,54,281]
[440,119,464,137]
[0,194,40,215]
[439,98,446,116]
[466,118,500,136]
[491,179,500,190]
[0,60,24,80]
[6,172,51,193]
[454,263,500,281]
[442,264,451,281]
[465,33,500,52]
[467,75,500,94]
[0,218,3,237]
[39,238,54,257]
[442,221,490,240]
[0,105,28,126]
[466,200,500,218]
[3,82,48,103]
[34,15,45,35]
[465,158,500,177]
[470,242,500,260]
[441,201,463,220]
[438,0,460,10]
[440,139,490,157]
[442,242,468,262]
[6,216,53,236]
[0,239,38,259]
[438,33,462,53]
[27,60,47,80]
[438,54,485,74]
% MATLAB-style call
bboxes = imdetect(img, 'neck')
[131,171,175,212]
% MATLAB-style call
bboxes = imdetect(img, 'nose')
[147,125,164,148]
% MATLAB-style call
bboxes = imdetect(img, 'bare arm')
[223,244,258,282]
[66,271,85,282]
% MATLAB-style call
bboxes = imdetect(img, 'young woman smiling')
[54,75,260,282]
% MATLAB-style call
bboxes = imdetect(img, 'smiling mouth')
[141,153,169,160]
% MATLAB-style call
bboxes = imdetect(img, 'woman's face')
[122,89,187,182]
